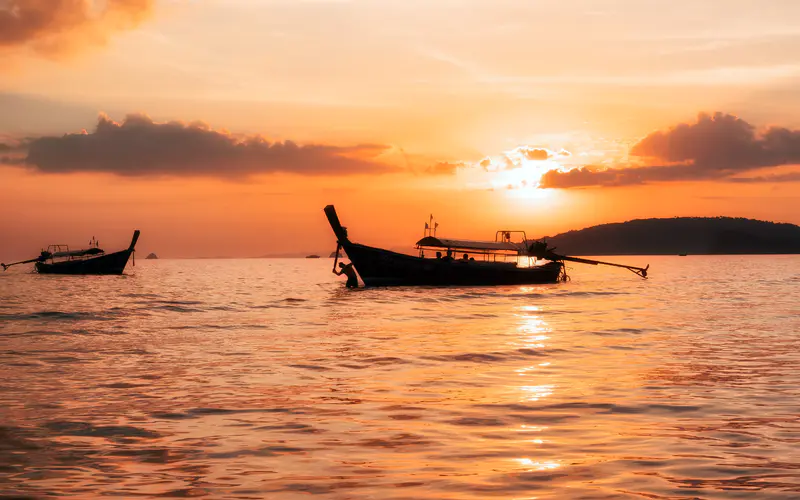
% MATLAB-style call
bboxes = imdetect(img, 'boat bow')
[324,205,349,243]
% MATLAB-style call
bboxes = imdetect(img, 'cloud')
[485,146,571,172]
[540,113,800,188]
[516,147,570,161]
[631,112,800,170]
[19,113,398,178]
[727,172,800,183]
[0,136,30,151]
[539,163,712,188]
[0,0,153,55]
[424,161,464,175]
[0,156,26,165]
[500,146,573,171]
[0,137,28,165]
[519,147,550,161]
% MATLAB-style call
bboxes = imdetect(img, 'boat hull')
[35,249,134,275]
[341,241,563,287]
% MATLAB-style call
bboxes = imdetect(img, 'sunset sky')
[2,0,800,259]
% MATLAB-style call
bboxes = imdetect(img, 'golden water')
[1,256,798,498]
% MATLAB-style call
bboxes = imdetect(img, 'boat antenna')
[422,214,440,238]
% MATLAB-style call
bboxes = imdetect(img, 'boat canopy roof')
[416,236,523,252]
[51,248,104,258]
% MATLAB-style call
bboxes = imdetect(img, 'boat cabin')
[40,239,105,264]
[415,224,548,267]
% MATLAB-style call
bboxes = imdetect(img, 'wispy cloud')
[422,161,465,175]
[727,172,800,183]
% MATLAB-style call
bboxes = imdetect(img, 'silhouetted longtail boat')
[324,205,648,287]
[2,230,140,275]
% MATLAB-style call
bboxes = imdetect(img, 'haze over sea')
[1,257,799,499]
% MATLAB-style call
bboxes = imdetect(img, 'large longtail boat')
[324,205,647,287]
[2,230,140,275]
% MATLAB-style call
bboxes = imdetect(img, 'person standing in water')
[333,262,359,288]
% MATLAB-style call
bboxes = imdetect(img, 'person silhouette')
[333,262,358,288]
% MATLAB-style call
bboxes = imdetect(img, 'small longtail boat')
[2,230,140,275]
[324,205,648,287]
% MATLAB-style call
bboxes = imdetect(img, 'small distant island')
[305,254,321,259]
[145,253,158,259]
[544,217,800,255]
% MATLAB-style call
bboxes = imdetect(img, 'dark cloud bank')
[15,114,396,177]
[541,113,800,188]
[7,111,800,184]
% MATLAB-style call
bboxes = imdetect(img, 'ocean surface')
[1,256,799,499]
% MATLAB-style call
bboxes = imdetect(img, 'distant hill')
[544,217,800,255]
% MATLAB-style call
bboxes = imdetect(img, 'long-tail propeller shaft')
[527,241,649,279]
[2,257,43,271]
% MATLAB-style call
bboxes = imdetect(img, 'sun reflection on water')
[515,314,551,349]
[515,425,548,433]
[513,458,562,471]
[519,384,555,402]
[506,307,561,476]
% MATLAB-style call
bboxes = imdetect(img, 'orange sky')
[2,0,800,259]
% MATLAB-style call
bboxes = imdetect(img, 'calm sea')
[1,256,799,499]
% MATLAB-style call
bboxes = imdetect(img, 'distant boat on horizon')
[305,254,321,259]
[2,231,140,275]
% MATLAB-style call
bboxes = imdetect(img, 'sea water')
[1,256,799,499]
